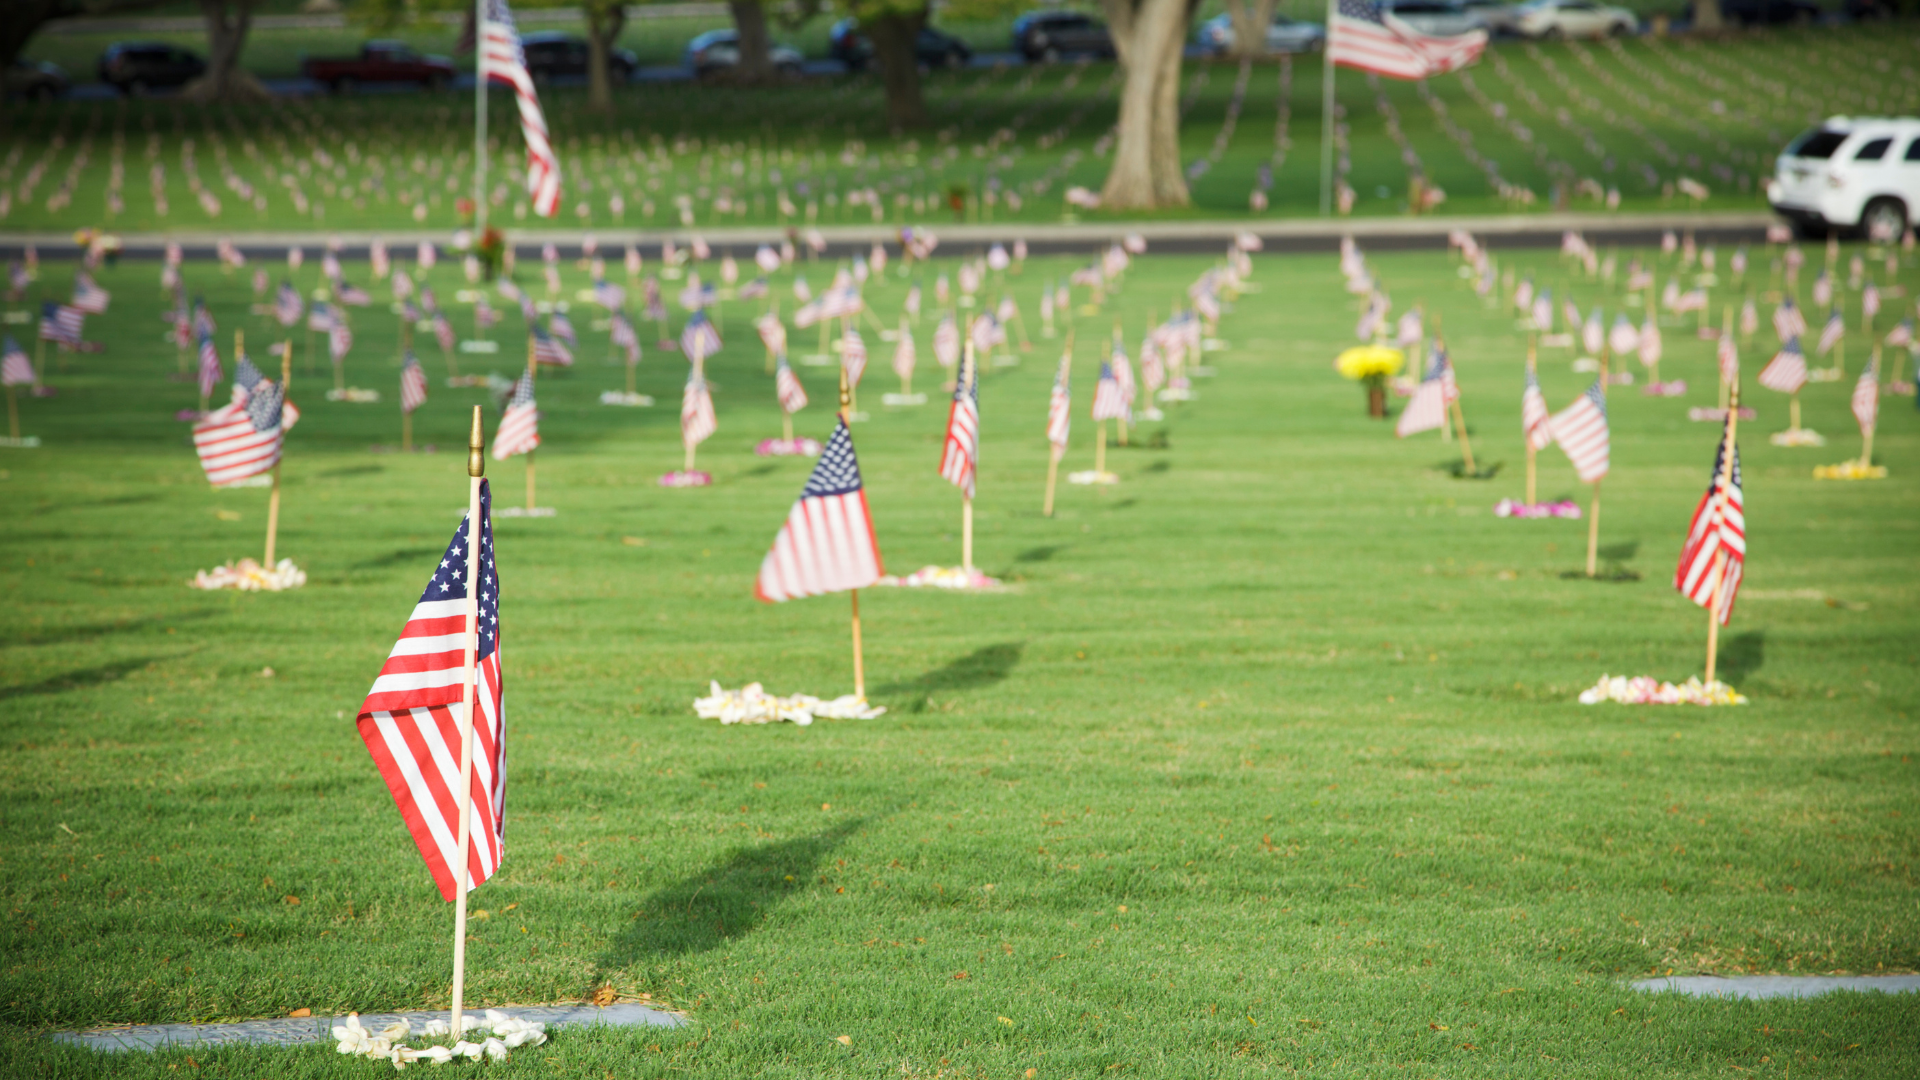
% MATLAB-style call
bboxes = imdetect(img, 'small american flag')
[1815,309,1845,357]
[681,362,717,449]
[548,311,576,346]
[1047,354,1071,454]
[1522,367,1553,451]
[738,277,770,301]
[308,302,337,334]
[610,311,640,365]
[1638,317,1663,369]
[1862,282,1880,322]
[39,302,83,346]
[643,278,666,323]
[1549,382,1610,483]
[593,279,626,310]
[1716,333,1739,386]
[481,0,561,217]
[1329,0,1485,80]
[892,323,916,384]
[193,301,217,339]
[1674,417,1745,626]
[2,337,35,386]
[1139,335,1165,395]
[432,313,456,353]
[197,335,223,400]
[322,252,343,282]
[420,285,441,315]
[356,480,505,902]
[71,273,111,315]
[400,352,428,414]
[492,372,540,460]
[681,311,722,365]
[775,355,808,414]
[841,327,868,389]
[933,314,961,369]
[755,313,787,356]
[939,347,980,497]
[1395,345,1455,438]
[403,298,425,324]
[1091,360,1127,422]
[328,323,354,364]
[392,270,415,300]
[274,281,303,327]
[905,284,922,319]
[1852,356,1879,435]
[1530,290,1553,333]
[1757,339,1808,395]
[1773,299,1806,344]
[1739,298,1759,338]
[1885,320,1914,348]
[530,324,572,367]
[969,314,1005,352]
[337,281,372,307]
[1110,339,1136,407]
[754,419,884,603]
[194,376,287,485]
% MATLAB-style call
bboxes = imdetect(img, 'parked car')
[301,41,455,93]
[98,42,204,94]
[1459,0,1526,35]
[521,32,637,84]
[1378,1,1487,36]
[6,59,70,101]
[828,19,974,71]
[1194,13,1325,55]
[1768,117,1920,239]
[1011,10,1115,62]
[1686,0,1820,25]
[684,30,805,77]
[1513,0,1637,37]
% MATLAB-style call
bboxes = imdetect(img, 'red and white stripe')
[841,327,868,389]
[775,357,808,414]
[401,355,429,414]
[1716,334,1739,386]
[1328,0,1485,81]
[1046,359,1071,455]
[481,0,561,217]
[1522,369,1553,451]
[755,420,884,603]
[193,393,284,486]
[1757,342,1808,395]
[1549,383,1610,484]
[682,365,717,448]
[1852,358,1879,434]
[891,323,916,384]
[939,349,980,497]
[1675,431,1745,626]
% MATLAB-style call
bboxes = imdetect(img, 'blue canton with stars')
[246,380,285,432]
[800,420,864,498]
[1337,0,1387,25]
[419,480,499,660]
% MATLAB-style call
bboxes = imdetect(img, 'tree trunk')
[1692,0,1724,31]
[183,0,265,101]
[1223,0,1277,60]
[727,0,775,83]
[1100,0,1193,210]
[585,1,626,114]
[866,9,929,132]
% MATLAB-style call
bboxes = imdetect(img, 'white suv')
[1768,116,1920,239]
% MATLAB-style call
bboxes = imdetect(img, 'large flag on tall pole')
[480,0,561,218]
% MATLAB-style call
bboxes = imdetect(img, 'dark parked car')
[521,32,637,84]
[98,42,205,94]
[827,19,974,71]
[300,41,455,93]
[684,30,805,77]
[7,59,70,101]
[1011,10,1115,62]
[1686,0,1819,24]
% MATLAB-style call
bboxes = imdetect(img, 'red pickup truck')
[302,41,455,93]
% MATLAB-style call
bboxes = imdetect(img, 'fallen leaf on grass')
[1430,1023,1449,1031]
[834,1035,852,1046]
[592,985,617,1007]
[953,971,969,980]
[997,1016,1013,1025]
[288,1008,311,1018]
[283,895,300,906]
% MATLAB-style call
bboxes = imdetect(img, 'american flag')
[71,273,111,315]
[356,480,505,902]
[371,239,390,280]
[592,279,626,311]
[1739,298,1759,339]
[1886,320,1914,349]
[1549,382,1610,483]
[755,312,787,356]
[775,355,808,414]
[403,298,425,324]
[754,418,884,603]
[328,322,354,364]
[337,280,372,307]
[1815,309,1845,356]
[1091,360,1128,422]
[1773,299,1805,344]
[481,0,561,217]
[321,252,342,283]
[1674,417,1745,627]
[1716,333,1739,386]
[1852,356,1879,435]
[738,277,770,301]
[1758,339,1808,395]
[1047,355,1071,454]
[793,274,813,303]
[492,372,540,460]
[39,302,83,347]
[820,284,864,321]
[610,311,640,365]
[905,283,922,319]
[643,278,666,323]
[1329,0,1485,80]
[308,302,336,334]
[548,311,576,346]
[432,313,456,353]
[193,376,287,485]
[274,281,303,327]
[392,270,415,300]
[681,311,722,365]
[400,352,428,414]
[933,314,961,369]
[1530,289,1553,333]
[420,285,441,315]
[939,347,981,497]
[1812,270,1832,307]
[193,301,217,339]
[1638,317,1662,369]
[197,335,223,400]
[841,327,868,389]
[892,324,916,384]
[2,337,35,387]
[793,298,825,329]
[1862,282,1880,322]
[969,314,1005,352]
[682,362,717,449]
[1522,367,1553,451]
[1395,345,1456,438]
[1110,338,1136,407]
[530,324,572,367]
[1139,335,1165,395]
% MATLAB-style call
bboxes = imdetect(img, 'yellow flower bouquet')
[1335,345,1404,418]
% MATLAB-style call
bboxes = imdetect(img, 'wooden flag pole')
[840,363,865,699]
[1043,334,1072,517]
[448,404,486,1044]
[782,412,794,442]
[6,385,18,441]
[1703,384,1740,682]
[1860,348,1879,468]
[1095,421,1107,480]
[1643,291,1659,386]
[403,408,413,454]
[1717,306,1731,410]
[525,336,537,513]
[962,496,973,572]
[264,344,290,567]
[1112,324,1129,448]
[1704,549,1726,684]
[1525,336,1538,505]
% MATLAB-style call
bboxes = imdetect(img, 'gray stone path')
[51,1002,683,1054]
[1633,975,1920,1001]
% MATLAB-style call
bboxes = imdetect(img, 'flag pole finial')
[468,405,486,477]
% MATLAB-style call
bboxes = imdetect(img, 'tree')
[1691,0,1724,31]
[182,0,267,102]
[1221,0,1276,60]
[725,0,777,83]
[1100,0,1200,210]
[841,0,932,131]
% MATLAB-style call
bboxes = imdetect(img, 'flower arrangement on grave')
[1335,345,1404,418]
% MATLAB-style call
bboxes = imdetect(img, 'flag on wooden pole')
[776,355,808,414]
[1549,382,1610,483]
[401,352,429,414]
[754,419,884,603]
[1522,366,1553,451]
[1395,344,1456,438]
[939,344,980,497]
[1675,411,1745,626]
[492,372,539,459]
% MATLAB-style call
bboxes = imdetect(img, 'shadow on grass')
[313,464,384,480]
[1016,545,1068,563]
[875,642,1023,711]
[1560,540,1641,582]
[0,657,163,701]
[1718,630,1765,682]
[6,611,214,647]
[594,820,864,974]
[1142,460,1171,474]
[740,463,778,478]
[1436,459,1503,480]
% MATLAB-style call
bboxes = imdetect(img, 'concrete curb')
[49,1002,685,1053]
[1631,974,1920,1001]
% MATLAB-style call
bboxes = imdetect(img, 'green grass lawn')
[2,241,1918,1077]
[10,22,1919,233]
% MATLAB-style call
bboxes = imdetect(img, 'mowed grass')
[1,244,1918,1077]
